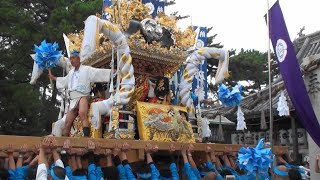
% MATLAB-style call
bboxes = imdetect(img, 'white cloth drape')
[277,91,290,116]
[201,116,211,138]
[260,110,268,130]
[236,106,247,130]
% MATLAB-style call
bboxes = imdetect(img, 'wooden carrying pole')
[0,135,288,158]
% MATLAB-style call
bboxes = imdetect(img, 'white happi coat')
[56,65,111,110]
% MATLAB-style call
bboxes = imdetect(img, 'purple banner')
[269,1,320,147]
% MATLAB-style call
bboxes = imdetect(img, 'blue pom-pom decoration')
[218,83,243,107]
[34,40,62,69]
[237,138,273,177]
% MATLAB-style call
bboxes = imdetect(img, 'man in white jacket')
[36,137,67,180]
[49,50,111,137]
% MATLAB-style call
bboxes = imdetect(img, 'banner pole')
[267,0,274,151]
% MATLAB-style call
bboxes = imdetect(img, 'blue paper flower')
[34,40,62,69]
[237,138,273,177]
[218,83,243,107]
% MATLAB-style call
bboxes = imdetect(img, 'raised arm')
[187,144,196,169]
[210,151,224,178]
[61,140,72,171]
[283,148,292,163]
[29,144,40,167]
[93,142,103,180]
[106,149,113,167]
[70,149,78,172]
[276,154,288,164]
[76,155,83,169]
[112,143,126,180]
[5,144,15,170]
[16,144,29,180]
[29,155,39,167]
[120,143,137,180]
[87,140,97,180]
[205,146,214,172]
[36,137,53,180]
[223,147,232,168]
[50,138,65,169]
[228,152,237,169]
[187,144,201,179]
[145,143,154,164]
[182,146,189,164]
[145,143,160,180]
[215,153,223,172]
[16,144,28,168]
[38,138,50,167]
[169,144,179,180]
[23,152,34,166]
[181,145,197,180]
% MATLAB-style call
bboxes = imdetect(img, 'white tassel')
[277,91,290,116]
[57,111,63,120]
[60,100,65,112]
[148,80,156,98]
[57,100,65,119]
[260,110,268,130]
[217,124,225,142]
[52,114,66,137]
[64,103,69,114]
[91,97,113,130]
[236,106,247,130]
[201,116,212,138]
[109,47,115,93]
[195,70,205,102]
[195,87,205,102]
[91,103,101,130]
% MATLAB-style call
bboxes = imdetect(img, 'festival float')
[0,0,286,163]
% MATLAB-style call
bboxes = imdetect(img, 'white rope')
[197,64,202,115]
[116,46,121,105]
[109,46,115,93]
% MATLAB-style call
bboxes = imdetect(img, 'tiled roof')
[203,79,294,119]
[203,30,320,120]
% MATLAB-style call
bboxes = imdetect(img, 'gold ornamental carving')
[136,101,195,143]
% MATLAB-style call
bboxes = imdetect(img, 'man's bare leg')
[63,109,78,137]
[78,97,90,137]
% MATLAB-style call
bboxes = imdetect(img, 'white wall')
[304,66,320,179]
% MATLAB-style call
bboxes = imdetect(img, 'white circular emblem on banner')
[145,3,155,15]
[276,39,287,63]
[196,39,205,49]
[157,6,164,14]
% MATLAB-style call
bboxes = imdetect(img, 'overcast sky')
[166,0,320,53]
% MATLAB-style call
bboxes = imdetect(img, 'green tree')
[209,49,279,97]
[0,0,102,135]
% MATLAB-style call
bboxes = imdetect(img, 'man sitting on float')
[49,50,112,137]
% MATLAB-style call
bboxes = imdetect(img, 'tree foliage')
[208,49,279,97]
[0,0,101,135]
[203,25,279,96]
